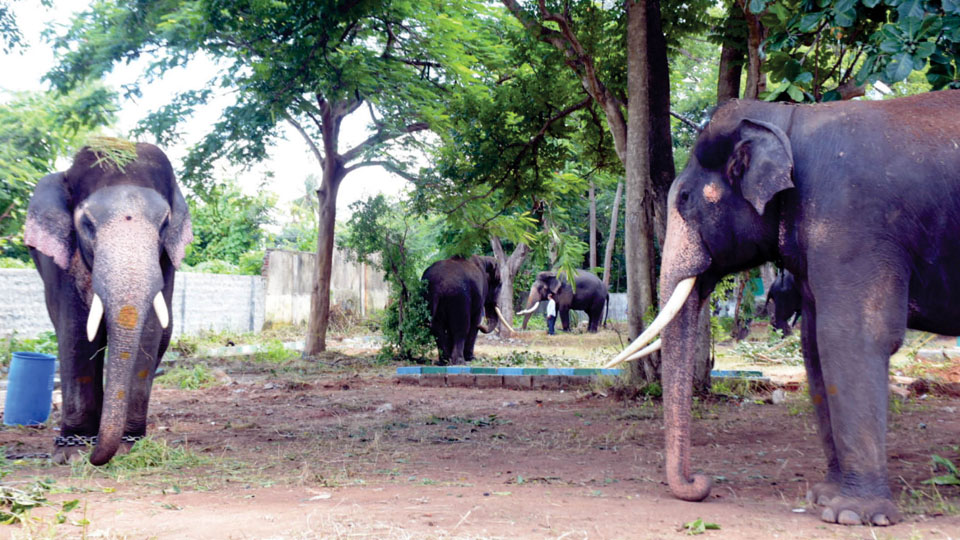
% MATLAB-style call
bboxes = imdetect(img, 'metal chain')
[4,434,145,460]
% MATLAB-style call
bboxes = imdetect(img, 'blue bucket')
[4,352,57,426]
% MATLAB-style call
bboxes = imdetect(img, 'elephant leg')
[463,327,479,363]
[800,298,843,505]
[450,336,466,365]
[559,309,571,331]
[121,323,165,452]
[810,271,906,526]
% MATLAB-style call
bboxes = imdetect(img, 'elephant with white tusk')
[24,139,192,466]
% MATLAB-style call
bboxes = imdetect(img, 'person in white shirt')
[546,293,557,335]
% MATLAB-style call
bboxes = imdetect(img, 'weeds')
[0,332,58,368]
[731,330,802,365]
[0,455,79,527]
[71,437,208,481]
[924,454,960,486]
[155,364,220,390]
[254,339,301,363]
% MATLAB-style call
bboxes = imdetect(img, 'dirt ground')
[1,329,959,539]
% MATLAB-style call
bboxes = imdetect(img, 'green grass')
[70,437,209,481]
[154,364,220,390]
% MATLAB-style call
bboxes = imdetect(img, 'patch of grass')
[85,135,138,172]
[0,455,80,528]
[0,331,58,368]
[254,339,301,364]
[71,437,209,480]
[155,364,220,390]
[731,330,802,365]
[424,415,510,427]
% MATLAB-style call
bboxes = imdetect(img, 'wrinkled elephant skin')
[24,142,192,465]
[422,255,501,364]
[520,270,608,332]
[656,92,960,526]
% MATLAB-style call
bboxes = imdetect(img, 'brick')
[475,375,503,389]
[446,374,477,387]
[502,375,532,390]
[418,374,447,387]
[394,375,420,386]
[560,375,593,389]
[531,375,561,390]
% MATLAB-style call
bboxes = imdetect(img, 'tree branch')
[670,111,701,132]
[341,122,429,164]
[285,113,325,167]
[343,160,420,182]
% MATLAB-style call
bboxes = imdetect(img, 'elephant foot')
[808,484,901,526]
[51,445,88,465]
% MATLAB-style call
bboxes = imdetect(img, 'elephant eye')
[678,190,691,204]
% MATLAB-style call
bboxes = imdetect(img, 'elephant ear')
[23,173,74,270]
[726,118,794,215]
[163,181,193,269]
[548,276,563,295]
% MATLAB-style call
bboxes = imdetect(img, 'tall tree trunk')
[625,0,657,382]
[739,1,766,100]
[589,181,597,268]
[602,180,623,289]
[491,237,530,338]
[645,0,675,248]
[306,164,343,355]
[717,10,744,104]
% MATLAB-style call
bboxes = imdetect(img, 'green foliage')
[71,437,208,479]
[682,518,721,535]
[0,475,78,526]
[732,330,803,365]
[84,135,137,172]
[924,454,960,486]
[155,364,219,390]
[0,84,116,259]
[184,181,273,270]
[340,194,437,362]
[254,340,301,364]
[0,257,32,269]
[0,331,57,368]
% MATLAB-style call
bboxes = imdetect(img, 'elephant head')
[473,256,503,334]
[518,272,568,329]
[610,108,792,501]
[24,141,192,465]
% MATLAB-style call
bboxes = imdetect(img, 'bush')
[0,331,58,368]
[0,257,33,269]
[379,279,434,362]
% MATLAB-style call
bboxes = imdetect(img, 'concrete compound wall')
[263,249,388,326]
[0,269,264,339]
[1,248,390,339]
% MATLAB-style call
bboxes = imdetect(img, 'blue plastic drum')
[4,352,56,426]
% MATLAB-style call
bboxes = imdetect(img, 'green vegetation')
[84,135,137,172]
[0,331,57,368]
[155,364,220,390]
[71,437,208,480]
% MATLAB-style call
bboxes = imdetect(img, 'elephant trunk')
[87,219,163,465]
[478,306,499,334]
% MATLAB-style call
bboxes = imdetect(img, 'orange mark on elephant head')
[702,183,722,203]
[116,305,139,329]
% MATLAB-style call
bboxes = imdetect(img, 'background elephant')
[613,92,960,526]
[422,255,505,364]
[518,270,608,332]
[24,140,192,465]
[764,269,800,335]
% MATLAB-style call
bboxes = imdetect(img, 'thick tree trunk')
[588,181,597,268]
[305,166,343,355]
[717,10,744,104]
[625,0,657,383]
[645,0,675,247]
[602,180,623,289]
[490,237,529,338]
[739,1,766,100]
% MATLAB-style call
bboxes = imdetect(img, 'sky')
[0,2,409,217]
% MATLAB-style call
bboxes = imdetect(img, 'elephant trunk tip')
[669,473,712,502]
[88,443,119,466]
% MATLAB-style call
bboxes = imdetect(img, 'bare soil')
[1,330,959,539]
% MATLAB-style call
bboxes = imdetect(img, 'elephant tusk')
[516,301,540,315]
[604,339,661,368]
[494,307,516,333]
[87,294,104,342]
[608,277,696,367]
[153,292,169,329]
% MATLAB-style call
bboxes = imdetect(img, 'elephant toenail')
[872,514,890,526]
[817,494,833,506]
[806,490,815,504]
[837,510,861,525]
[820,508,836,523]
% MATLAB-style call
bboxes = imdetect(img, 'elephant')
[421,255,509,365]
[517,270,608,333]
[24,140,192,465]
[764,269,801,335]
[610,91,960,526]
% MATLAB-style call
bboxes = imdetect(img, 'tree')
[47,0,494,355]
[0,85,116,258]
[184,180,274,268]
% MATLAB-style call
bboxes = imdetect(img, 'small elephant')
[613,91,960,526]
[517,270,608,332]
[765,270,800,335]
[421,255,506,364]
[24,140,192,465]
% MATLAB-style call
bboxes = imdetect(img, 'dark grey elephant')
[611,91,960,526]
[517,270,608,332]
[24,141,192,465]
[765,270,800,335]
[421,255,508,365]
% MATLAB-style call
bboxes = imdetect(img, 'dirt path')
[2,358,958,539]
